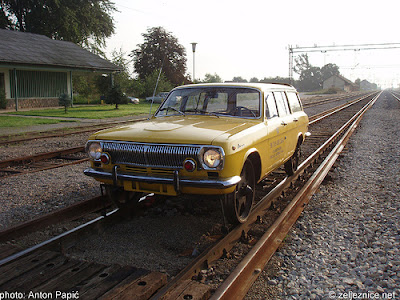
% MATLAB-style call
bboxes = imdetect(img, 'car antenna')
[148,57,165,120]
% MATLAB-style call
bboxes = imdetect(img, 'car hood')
[90,115,258,145]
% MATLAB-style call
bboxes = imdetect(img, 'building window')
[9,70,67,98]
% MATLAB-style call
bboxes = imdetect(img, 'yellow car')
[84,83,309,223]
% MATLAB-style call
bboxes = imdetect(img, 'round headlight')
[203,149,222,168]
[87,142,102,160]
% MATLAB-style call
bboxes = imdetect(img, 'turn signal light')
[183,159,196,172]
[100,153,110,164]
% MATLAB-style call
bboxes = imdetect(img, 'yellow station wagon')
[84,83,309,223]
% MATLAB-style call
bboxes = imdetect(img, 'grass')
[0,115,75,128]
[6,102,160,119]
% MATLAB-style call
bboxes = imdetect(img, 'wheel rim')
[234,161,255,223]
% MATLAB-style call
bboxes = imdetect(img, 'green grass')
[0,115,75,128]
[6,102,160,119]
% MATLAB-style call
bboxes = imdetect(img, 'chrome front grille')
[102,141,201,169]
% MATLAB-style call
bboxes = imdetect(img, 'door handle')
[293,118,298,122]
[281,121,287,126]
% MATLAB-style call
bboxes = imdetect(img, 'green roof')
[0,29,121,72]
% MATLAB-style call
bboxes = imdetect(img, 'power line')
[288,43,400,82]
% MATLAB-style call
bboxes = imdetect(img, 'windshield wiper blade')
[160,107,185,116]
[184,109,220,118]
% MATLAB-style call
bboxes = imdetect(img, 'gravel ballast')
[1,92,398,298]
[248,92,400,299]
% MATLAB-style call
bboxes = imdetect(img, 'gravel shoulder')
[248,92,400,299]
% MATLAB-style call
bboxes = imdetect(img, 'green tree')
[249,77,259,83]
[321,63,340,81]
[202,73,223,83]
[59,93,71,113]
[294,54,322,91]
[0,87,6,109]
[106,85,128,109]
[1,0,116,52]
[132,27,188,87]
[110,48,133,94]
[0,5,10,28]
[231,76,248,83]
[143,70,173,98]
[260,76,290,84]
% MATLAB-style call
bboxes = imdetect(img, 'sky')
[105,0,400,89]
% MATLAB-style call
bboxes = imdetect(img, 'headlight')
[203,148,222,168]
[86,142,102,160]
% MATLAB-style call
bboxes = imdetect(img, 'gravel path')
[256,92,400,299]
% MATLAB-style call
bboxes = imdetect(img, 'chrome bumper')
[84,167,241,192]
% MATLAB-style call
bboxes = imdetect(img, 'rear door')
[262,92,287,174]
[285,91,308,156]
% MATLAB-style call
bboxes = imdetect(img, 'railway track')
[0,91,381,298]
[0,146,87,178]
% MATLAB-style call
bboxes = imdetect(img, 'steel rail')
[302,91,368,108]
[0,207,121,268]
[211,92,381,299]
[0,117,147,146]
[0,146,84,168]
[0,195,111,243]
[0,146,88,178]
[309,92,377,123]
[0,93,379,298]
[389,91,400,103]
[150,92,378,299]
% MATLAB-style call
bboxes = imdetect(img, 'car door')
[262,92,288,174]
[285,91,306,156]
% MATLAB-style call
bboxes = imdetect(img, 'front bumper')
[84,167,241,193]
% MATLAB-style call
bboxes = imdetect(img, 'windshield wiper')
[160,107,185,116]
[184,109,220,118]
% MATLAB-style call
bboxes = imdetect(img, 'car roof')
[172,82,297,93]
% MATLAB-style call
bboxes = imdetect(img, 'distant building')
[323,74,357,92]
[0,29,121,110]
[360,80,378,91]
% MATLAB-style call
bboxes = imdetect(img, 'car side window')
[286,92,302,113]
[265,92,278,119]
[273,92,290,117]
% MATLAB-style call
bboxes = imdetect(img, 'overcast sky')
[105,0,400,88]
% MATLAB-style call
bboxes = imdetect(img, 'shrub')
[59,93,71,113]
[0,88,6,109]
[106,85,128,109]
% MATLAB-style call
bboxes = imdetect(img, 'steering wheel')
[233,106,256,118]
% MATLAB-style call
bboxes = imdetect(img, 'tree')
[142,70,173,98]
[1,0,116,52]
[109,48,133,94]
[249,77,259,83]
[106,85,128,109]
[59,93,71,113]
[231,76,248,83]
[260,76,290,84]
[321,63,340,82]
[132,27,188,87]
[202,73,223,83]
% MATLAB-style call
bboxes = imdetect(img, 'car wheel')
[284,144,301,176]
[222,159,255,224]
[105,185,142,208]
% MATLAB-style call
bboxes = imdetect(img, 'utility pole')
[191,42,197,82]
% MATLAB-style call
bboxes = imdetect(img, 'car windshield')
[155,87,261,118]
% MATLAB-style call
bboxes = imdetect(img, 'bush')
[59,93,71,113]
[0,88,6,109]
[106,85,128,109]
